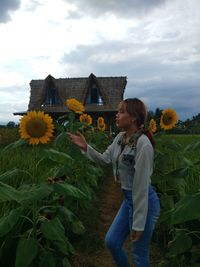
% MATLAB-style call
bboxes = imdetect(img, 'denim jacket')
[84,131,154,231]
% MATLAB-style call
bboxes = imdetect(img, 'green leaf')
[48,165,72,179]
[39,251,56,267]
[0,182,53,204]
[0,181,21,202]
[168,231,192,256]
[41,218,66,241]
[0,169,32,183]
[19,184,53,205]
[183,157,194,167]
[0,209,20,237]
[87,174,98,187]
[71,121,84,132]
[58,206,75,222]
[3,139,27,152]
[87,164,104,178]
[71,220,85,235]
[154,149,169,172]
[162,139,182,151]
[44,148,73,165]
[160,194,174,210]
[78,183,93,200]
[57,114,68,122]
[68,111,75,123]
[192,141,200,150]
[62,257,72,267]
[183,143,195,154]
[171,192,200,224]
[54,183,86,199]
[164,167,188,180]
[40,218,74,255]
[184,141,200,153]
[54,132,69,147]
[15,238,38,267]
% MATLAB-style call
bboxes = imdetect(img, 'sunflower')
[149,119,157,133]
[66,98,84,114]
[97,116,105,125]
[79,113,92,125]
[160,108,178,130]
[19,111,54,145]
[97,122,106,132]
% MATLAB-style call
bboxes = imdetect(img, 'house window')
[43,82,62,106]
[86,83,104,105]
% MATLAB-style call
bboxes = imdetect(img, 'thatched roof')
[14,73,127,116]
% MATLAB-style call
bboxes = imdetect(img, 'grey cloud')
[65,0,167,18]
[0,0,21,23]
[61,41,200,120]
[126,77,200,121]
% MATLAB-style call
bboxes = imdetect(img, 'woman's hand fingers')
[67,131,87,151]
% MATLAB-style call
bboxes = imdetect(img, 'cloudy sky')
[0,0,199,123]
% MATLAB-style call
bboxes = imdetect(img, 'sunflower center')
[98,123,105,128]
[26,118,47,138]
[163,115,173,125]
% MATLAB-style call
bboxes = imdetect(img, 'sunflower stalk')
[32,145,38,239]
[68,111,75,133]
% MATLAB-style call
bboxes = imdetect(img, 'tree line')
[1,109,200,134]
[148,108,200,134]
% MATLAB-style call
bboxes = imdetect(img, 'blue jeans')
[105,185,160,267]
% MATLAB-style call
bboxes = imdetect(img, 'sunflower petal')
[19,111,54,145]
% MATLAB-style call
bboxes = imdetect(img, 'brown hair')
[124,98,156,148]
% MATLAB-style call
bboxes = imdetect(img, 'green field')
[0,130,200,266]
[1,132,200,175]
[157,133,200,145]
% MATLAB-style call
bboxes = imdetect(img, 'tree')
[7,121,16,128]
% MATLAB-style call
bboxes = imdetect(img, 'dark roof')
[14,73,127,116]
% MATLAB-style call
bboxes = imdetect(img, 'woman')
[69,98,160,267]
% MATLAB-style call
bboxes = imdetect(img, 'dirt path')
[72,176,162,267]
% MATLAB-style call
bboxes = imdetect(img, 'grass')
[0,144,54,191]
[1,133,199,183]
[156,134,200,188]
[156,133,200,145]
[0,127,19,146]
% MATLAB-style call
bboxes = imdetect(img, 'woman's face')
[116,101,135,130]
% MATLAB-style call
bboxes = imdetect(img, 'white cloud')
[0,0,199,123]
[0,85,29,123]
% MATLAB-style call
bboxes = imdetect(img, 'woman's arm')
[132,138,153,233]
[68,131,119,165]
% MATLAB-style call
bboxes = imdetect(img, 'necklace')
[118,130,142,149]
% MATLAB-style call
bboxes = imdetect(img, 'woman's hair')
[123,98,156,148]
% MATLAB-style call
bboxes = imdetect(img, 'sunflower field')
[146,109,200,266]
[0,100,200,267]
[0,99,110,267]
[152,134,200,267]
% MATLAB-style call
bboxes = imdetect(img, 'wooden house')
[14,73,127,129]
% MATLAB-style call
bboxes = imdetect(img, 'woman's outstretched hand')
[68,131,87,152]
